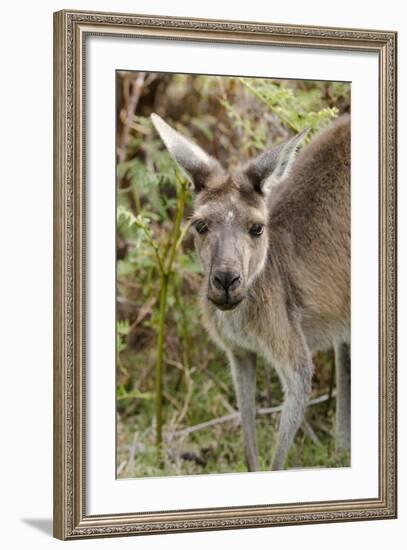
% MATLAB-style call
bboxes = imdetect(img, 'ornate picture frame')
[53,9,397,540]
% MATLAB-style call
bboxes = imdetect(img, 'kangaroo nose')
[212,270,241,292]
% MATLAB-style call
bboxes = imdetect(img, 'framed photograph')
[53,9,397,540]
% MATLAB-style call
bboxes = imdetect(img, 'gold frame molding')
[53,9,397,540]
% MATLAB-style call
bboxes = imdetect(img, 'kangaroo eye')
[249,223,264,237]
[194,220,209,235]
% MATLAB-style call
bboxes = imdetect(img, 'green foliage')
[240,78,339,133]
[220,78,339,157]
[116,71,350,478]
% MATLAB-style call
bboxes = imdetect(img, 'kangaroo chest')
[214,306,261,354]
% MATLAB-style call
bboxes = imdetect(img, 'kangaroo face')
[191,177,268,311]
[151,113,307,311]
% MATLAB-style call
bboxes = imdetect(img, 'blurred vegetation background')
[116,72,350,478]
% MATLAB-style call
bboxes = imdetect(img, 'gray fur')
[335,342,351,452]
[228,350,259,471]
[152,113,351,471]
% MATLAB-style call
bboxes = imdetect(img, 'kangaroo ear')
[151,113,223,191]
[244,129,308,195]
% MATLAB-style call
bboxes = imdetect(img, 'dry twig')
[118,72,146,163]
[170,393,334,438]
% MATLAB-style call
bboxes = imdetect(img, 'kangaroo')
[151,113,351,471]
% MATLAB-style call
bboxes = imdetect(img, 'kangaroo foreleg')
[271,358,313,471]
[228,349,260,472]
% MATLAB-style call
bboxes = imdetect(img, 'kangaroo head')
[151,113,307,311]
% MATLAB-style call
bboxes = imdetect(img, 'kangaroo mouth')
[208,295,244,311]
